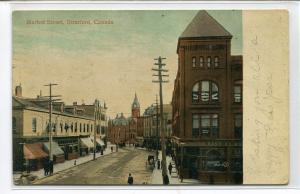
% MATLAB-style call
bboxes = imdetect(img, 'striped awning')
[43,141,64,156]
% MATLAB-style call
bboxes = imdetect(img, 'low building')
[12,85,108,171]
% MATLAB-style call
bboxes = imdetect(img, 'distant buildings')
[107,94,140,145]
[142,104,172,150]
[13,85,108,171]
[171,11,243,184]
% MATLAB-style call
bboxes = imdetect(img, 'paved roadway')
[34,147,154,185]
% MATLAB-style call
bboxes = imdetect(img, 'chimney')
[15,84,22,97]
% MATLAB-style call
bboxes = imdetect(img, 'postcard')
[12,9,288,185]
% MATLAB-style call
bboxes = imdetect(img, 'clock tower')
[131,93,140,118]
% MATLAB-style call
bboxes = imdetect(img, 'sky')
[12,10,242,118]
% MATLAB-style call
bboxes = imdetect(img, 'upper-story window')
[192,57,196,67]
[75,122,77,133]
[192,80,219,103]
[87,124,90,132]
[214,56,219,67]
[233,80,242,103]
[207,56,211,68]
[192,114,219,138]
[84,123,86,132]
[32,118,37,133]
[91,124,93,133]
[234,114,242,138]
[60,123,63,133]
[80,123,82,132]
[199,56,204,67]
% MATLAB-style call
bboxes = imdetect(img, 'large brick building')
[171,11,243,184]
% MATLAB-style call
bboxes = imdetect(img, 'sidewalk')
[149,152,200,185]
[13,144,117,183]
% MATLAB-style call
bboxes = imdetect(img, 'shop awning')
[90,137,105,146]
[80,137,94,148]
[43,141,64,156]
[96,139,105,146]
[23,143,48,160]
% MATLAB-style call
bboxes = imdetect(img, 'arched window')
[199,56,204,67]
[192,57,196,67]
[207,56,211,68]
[192,81,219,103]
[214,56,219,67]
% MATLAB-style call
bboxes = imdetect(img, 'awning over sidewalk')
[90,136,105,146]
[23,143,48,160]
[80,137,94,148]
[43,141,64,156]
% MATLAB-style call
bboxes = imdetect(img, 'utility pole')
[155,95,159,160]
[44,83,61,163]
[93,99,99,160]
[152,56,169,184]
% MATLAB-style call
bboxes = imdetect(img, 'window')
[192,56,196,67]
[32,118,37,132]
[192,81,219,103]
[192,114,219,138]
[64,123,69,132]
[71,123,73,133]
[192,114,200,136]
[234,80,242,103]
[207,56,211,68]
[199,56,204,67]
[91,124,93,132]
[60,123,63,133]
[234,114,242,138]
[101,126,105,134]
[84,124,86,132]
[214,56,219,67]
[87,124,90,132]
[192,83,200,102]
[201,81,210,101]
[75,122,77,133]
[12,117,17,134]
[80,123,82,132]
[211,83,219,101]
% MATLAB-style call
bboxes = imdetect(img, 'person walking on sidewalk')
[127,173,133,185]
[157,159,161,169]
[168,162,173,175]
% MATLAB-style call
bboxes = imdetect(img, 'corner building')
[172,11,243,184]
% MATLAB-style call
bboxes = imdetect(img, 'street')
[34,147,154,185]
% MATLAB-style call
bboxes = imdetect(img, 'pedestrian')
[74,160,77,166]
[127,173,133,185]
[49,160,54,175]
[157,159,161,169]
[43,160,47,176]
[163,174,169,185]
[168,162,173,175]
[111,146,113,153]
[45,159,49,176]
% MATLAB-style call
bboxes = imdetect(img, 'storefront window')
[206,150,225,171]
